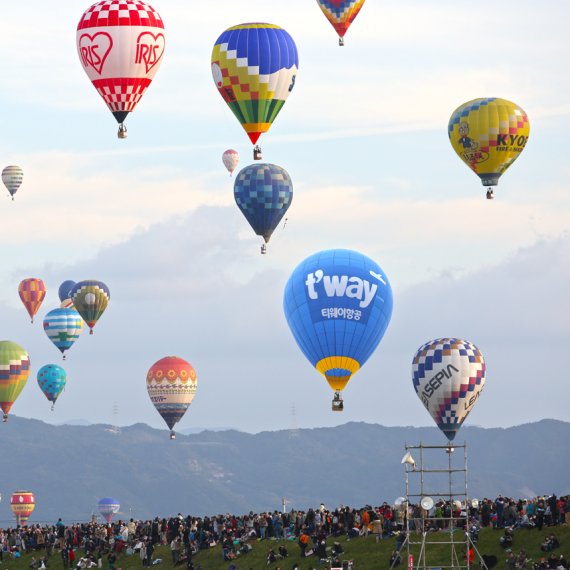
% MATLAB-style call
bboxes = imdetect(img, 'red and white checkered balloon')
[76,0,166,133]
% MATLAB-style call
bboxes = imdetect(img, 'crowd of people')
[0,494,567,569]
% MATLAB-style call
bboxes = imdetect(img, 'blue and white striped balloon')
[43,308,84,359]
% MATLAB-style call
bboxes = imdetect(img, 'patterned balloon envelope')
[0,342,31,422]
[211,24,298,153]
[147,356,197,439]
[10,491,35,526]
[2,165,23,200]
[222,149,239,176]
[234,163,293,247]
[283,249,393,408]
[43,308,84,359]
[448,98,530,197]
[37,364,67,410]
[316,0,366,44]
[412,338,486,441]
[18,278,47,323]
[70,280,110,334]
[77,0,166,137]
[98,497,120,523]
[58,280,76,302]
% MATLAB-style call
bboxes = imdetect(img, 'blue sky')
[0,0,568,433]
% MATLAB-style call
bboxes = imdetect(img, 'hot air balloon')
[37,364,67,410]
[0,342,31,422]
[412,338,486,441]
[43,308,84,360]
[234,163,293,254]
[448,98,530,199]
[283,249,393,411]
[18,278,47,323]
[147,356,197,439]
[222,149,239,176]
[58,280,76,302]
[70,280,110,334]
[316,0,366,45]
[11,491,35,526]
[77,0,166,138]
[2,165,23,200]
[211,24,298,160]
[98,497,120,523]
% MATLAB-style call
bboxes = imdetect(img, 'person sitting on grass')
[500,528,514,548]
[278,545,288,559]
[541,535,560,552]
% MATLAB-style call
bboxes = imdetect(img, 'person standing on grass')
[171,537,180,565]
[107,551,116,570]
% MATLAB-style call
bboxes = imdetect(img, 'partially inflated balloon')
[37,365,67,409]
[147,356,197,438]
[58,280,76,302]
[211,24,298,148]
[234,163,293,245]
[43,308,84,359]
[11,491,35,526]
[222,149,239,176]
[283,249,393,402]
[0,342,31,421]
[18,278,46,323]
[448,98,530,193]
[412,338,486,441]
[77,0,166,137]
[2,166,23,200]
[98,497,120,523]
[70,280,110,334]
[316,0,366,44]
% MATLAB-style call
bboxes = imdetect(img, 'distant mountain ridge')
[0,418,567,523]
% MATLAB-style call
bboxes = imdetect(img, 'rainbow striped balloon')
[0,341,31,421]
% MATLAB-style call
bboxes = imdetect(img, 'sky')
[0,0,568,434]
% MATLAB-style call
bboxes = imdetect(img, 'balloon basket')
[331,392,344,412]
[253,145,262,160]
[118,123,128,139]
[339,37,344,46]
[2,413,7,422]
[170,431,176,440]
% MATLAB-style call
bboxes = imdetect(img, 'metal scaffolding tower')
[393,442,488,570]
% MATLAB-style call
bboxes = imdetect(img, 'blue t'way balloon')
[283,249,393,400]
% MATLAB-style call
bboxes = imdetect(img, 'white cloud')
[6,206,570,434]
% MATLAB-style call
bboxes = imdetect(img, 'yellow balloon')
[448,98,530,194]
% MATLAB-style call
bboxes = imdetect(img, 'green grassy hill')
[4,526,570,570]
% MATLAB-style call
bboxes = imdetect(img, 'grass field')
[2,526,569,570]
